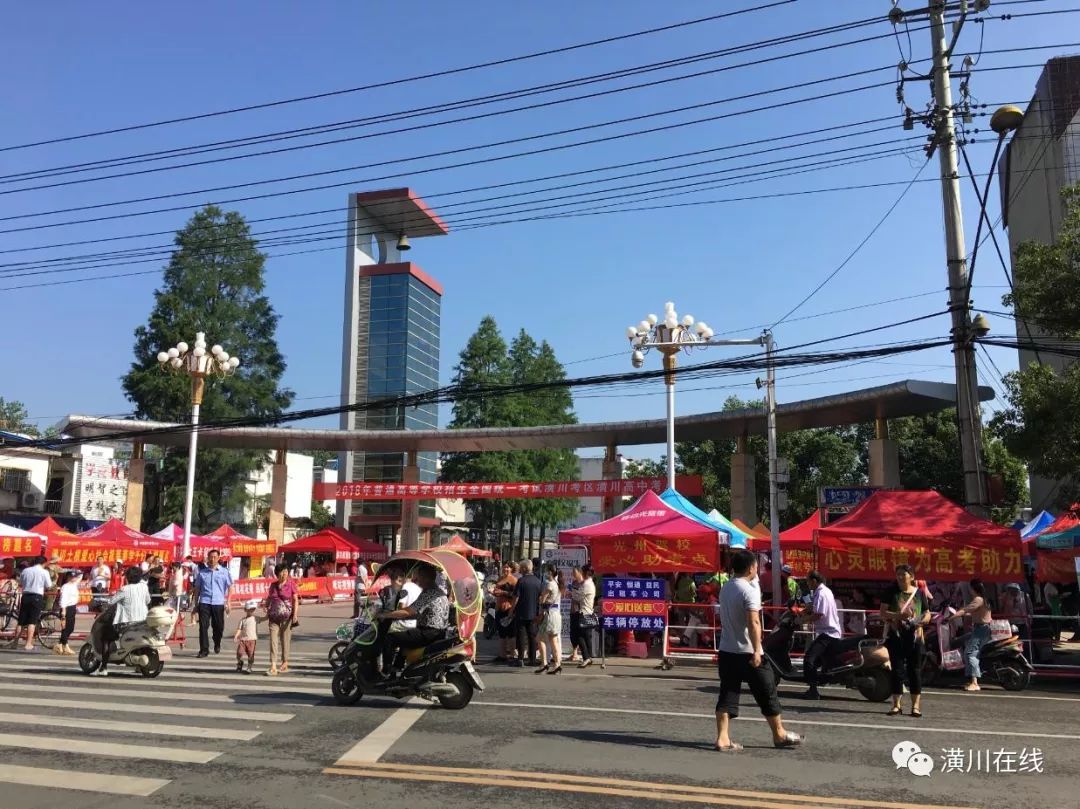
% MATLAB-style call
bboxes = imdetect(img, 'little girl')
[55,570,82,656]
[233,600,262,673]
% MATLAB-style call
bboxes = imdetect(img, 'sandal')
[715,742,744,752]
[266,667,278,676]
[911,709,923,718]
[279,663,289,673]
[534,664,549,674]
[887,706,903,716]
[773,732,803,749]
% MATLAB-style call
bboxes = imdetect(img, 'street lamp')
[625,301,714,491]
[157,332,240,559]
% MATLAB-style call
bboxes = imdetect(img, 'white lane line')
[0,733,221,763]
[334,699,428,765]
[0,764,169,796]
[0,669,329,696]
[0,711,259,741]
[0,680,319,706]
[472,701,1080,741]
[1,695,294,723]
[0,660,330,681]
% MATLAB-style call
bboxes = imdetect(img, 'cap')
[244,599,259,610]
[781,565,793,574]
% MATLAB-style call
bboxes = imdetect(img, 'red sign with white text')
[315,476,703,501]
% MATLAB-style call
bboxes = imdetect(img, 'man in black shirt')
[511,559,542,667]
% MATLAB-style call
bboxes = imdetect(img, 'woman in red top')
[265,565,299,675]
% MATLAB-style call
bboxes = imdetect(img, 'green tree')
[0,398,39,436]
[121,205,293,531]
[993,184,1080,508]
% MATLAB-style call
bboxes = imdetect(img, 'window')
[0,468,30,493]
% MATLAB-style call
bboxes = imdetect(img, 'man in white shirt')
[95,567,151,676]
[90,556,112,593]
[15,556,52,651]
[801,570,843,700]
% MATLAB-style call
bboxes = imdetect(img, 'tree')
[993,184,1080,508]
[0,398,39,436]
[122,205,293,531]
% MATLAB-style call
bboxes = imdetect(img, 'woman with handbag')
[570,565,598,668]
[535,566,565,675]
[265,564,299,676]
[880,564,931,717]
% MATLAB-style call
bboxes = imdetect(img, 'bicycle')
[3,591,60,650]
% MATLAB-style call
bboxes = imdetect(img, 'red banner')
[593,537,719,573]
[228,576,331,604]
[325,574,356,600]
[1036,549,1079,584]
[782,548,816,578]
[601,599,667,617]
[230,540,277,557]
[0,536,41,556]
[314,476,703,501]
[819,542,1022,583]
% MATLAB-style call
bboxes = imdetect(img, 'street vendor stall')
[0,522,44,558]
[434,534,493,558]
[814,490,1022,583]
[283,526,389,565]
[1033,526,1080,584]
[52,518,174,565]
[151,524,230,561]
[204,524,274,559]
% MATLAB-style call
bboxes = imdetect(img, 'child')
[234,600,261,673]
[55,570,82,656]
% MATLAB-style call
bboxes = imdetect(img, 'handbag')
[267,584,294,625]
[580,612,599,629]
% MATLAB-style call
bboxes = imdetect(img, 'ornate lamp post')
[625,301,714,490]
[157,332,240,559]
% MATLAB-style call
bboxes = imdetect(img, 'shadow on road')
[532,728,771,752]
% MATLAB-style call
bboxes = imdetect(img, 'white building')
[569,453,630,529]
[0,432,54,514]
[226,451,313,540]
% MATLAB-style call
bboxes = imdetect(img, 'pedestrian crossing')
[0,647,334,799]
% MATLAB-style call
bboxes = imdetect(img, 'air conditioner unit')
[20,491,43,511]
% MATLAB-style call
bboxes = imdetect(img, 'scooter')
[78,603,175,678]
[921,609,1033,691]
[763,602,893,702]
[328,616,370,670]
[482,581,497,640]
[331,618,484,710]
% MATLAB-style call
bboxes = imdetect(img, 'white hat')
[244,600,259,610]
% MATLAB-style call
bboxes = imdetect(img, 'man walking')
[190,549,233,657]
[714,549,802,751]
[801,570,842,700]
[511,559,542,667]
[15,556,51,652]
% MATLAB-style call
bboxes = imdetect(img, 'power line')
[0,1,799,153]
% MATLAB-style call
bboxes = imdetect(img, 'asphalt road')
[0,604,1075,809]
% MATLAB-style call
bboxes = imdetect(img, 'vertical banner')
[542,546,589,654]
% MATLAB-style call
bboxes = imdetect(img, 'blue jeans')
[964,623,992,678]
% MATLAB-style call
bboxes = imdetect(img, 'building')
[338,189,448,548]
[999,55,1080,509]
[569,453,630,528]
[225,451,313,542]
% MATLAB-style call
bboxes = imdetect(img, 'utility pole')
[763,330,783,607]
[919,0,989,516]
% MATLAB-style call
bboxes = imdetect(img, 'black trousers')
[516,617,538,663]
[885,630,924,696]
[803,634,839,687]
[198,603,226,654]
[716,650,782,718]
[59,605,77,645]
[570,613,596,660]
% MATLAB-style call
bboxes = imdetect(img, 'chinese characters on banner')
[79,459,129,522]
[601,579,667,631]
[230,541,277,557]
[0,536,41,556]
[819,542,1023,583]
[783,548,815,577]
[314,476,704,500]
[594,537,717,573]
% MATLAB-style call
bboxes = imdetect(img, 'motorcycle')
[482,580,497,640]
[331,548,484,710]
[78,603,176,678]
[329,616,371,670]
[921,609,1033,691]
[763,602,893,702]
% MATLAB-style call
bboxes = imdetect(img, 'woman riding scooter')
[94,567,151,677]
[373,564,450,676]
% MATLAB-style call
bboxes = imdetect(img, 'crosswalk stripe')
[0,764,169,796]
[0,733,221,763]
[0,680,319,706]
[0,659,330,682]
[1,695,294,723]
[0,711,260,741]
[0,669,330,696]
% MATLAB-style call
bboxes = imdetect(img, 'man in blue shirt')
[190,550,233,657]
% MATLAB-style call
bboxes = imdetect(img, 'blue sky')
[1,1,1072,454]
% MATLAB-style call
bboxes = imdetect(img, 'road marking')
[0,695,294,723]
[333,700,428,765]
[0,733,220,763]
[0,668,331,696]
[0,680,319,706]
[0,711,259,741]
[471,700,1080,740]
[0,659,330,682]
[324,764,977,809]
[343,762,976,809]
[0,764,169,797]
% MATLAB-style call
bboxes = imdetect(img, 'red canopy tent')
[204,524,276,558]
[49,518,174,565]
[151,524,231,561]
[284,527,389,564]
[814,491,1022,583]
[435,534,493,558]
[558,490,723,573]
[746,510,826,576]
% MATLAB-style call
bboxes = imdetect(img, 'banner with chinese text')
[818,540,1022,583]
[314,476,703,501]
[592,537,718,574]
